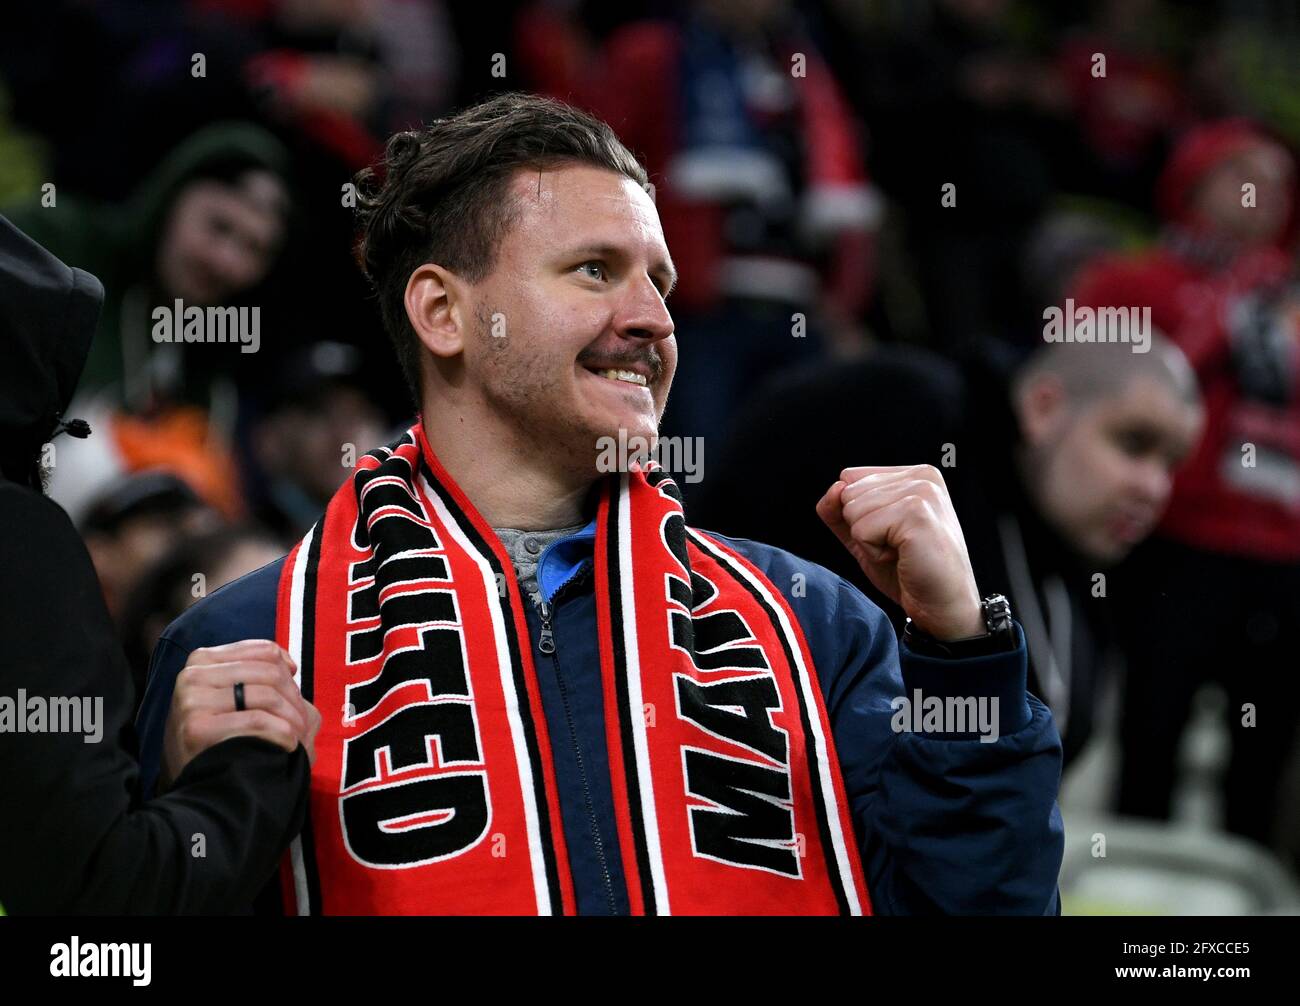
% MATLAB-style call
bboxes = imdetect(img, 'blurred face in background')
[1017,373,1203,564]
[255,386,386,502]
[156,169,288,305]
[1192,143,1294,245]
[135,532,285,670]
[85,506,217,616]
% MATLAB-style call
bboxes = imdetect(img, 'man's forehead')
[507,164,662,236]
[1109,374,1201,428]
[1232,143,1291,177]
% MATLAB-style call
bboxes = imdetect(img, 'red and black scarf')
[275,422,870,915]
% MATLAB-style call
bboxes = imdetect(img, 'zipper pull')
[537,600,556,655]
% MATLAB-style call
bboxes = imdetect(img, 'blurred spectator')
[1012,204,1140,349]
[0,1,458,189]
[1022,208,1135,309]
[694,336,1203,766]
[3,121,291,407]
[4,122,293,522]
[541,0,880,449]
[120,524,284,696]
[245,342,387,538]
[80,471,220,620]
[1072,119,1300,847]
[240,0,459,168]
[1053,0,1191,207]
[815,0,1064,350]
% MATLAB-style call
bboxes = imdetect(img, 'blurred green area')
[0,81,50,207]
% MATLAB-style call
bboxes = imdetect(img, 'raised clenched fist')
[817,465,984,641]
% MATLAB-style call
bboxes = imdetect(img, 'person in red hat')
[1072,119,1300,853]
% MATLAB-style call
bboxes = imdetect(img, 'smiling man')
[136,93,1063,915]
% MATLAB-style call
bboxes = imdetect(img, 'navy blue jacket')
[137,526,1064,915]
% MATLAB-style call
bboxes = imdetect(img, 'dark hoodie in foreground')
[0,213,307,914]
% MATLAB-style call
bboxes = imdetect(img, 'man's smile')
[589,367,648,387]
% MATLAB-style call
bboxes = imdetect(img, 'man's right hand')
[160,640,320,792]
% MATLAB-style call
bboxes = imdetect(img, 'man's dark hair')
[354,92,649,403]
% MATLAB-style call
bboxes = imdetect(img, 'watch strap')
[902,594,1017,658]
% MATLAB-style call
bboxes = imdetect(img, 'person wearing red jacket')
[1071,119,1300,851]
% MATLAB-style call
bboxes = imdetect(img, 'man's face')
[85,506,215,615]
[1194,143,1294,244]
[1028,375,1203,564]
[257,387,386,501]
[459,165,677,469]
[156,170,287,305]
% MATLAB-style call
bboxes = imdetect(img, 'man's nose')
[212,239,255,285]
[615,275,674,343]
[1136,460,1173,507]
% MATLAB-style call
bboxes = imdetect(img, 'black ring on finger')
[234,682,246,712]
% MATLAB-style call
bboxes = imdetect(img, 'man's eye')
[208,215,234,239]
[1114,428,1156,457]
[577,261,606,281]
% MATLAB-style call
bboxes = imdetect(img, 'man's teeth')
[596,368,648,387]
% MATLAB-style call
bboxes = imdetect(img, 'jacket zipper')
[537,600,556,654]
[534,564,618,913]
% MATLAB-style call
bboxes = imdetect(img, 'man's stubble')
[473,302,612,479]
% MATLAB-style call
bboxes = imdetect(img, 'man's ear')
[405,263,469,359]
[1016,373,1069,446]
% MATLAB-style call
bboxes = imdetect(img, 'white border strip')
[618,477,671,914]
[287,524,315,917]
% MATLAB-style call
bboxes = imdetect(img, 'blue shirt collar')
[536,517,598,602]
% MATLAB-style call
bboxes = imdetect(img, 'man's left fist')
[816,464,984,641]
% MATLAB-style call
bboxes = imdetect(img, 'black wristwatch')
[902,594,1016,658]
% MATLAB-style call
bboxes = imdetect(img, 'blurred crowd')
[2,0,1299,886]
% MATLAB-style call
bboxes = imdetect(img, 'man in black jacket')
[694,339,1203,766]
[0,213,317,914]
